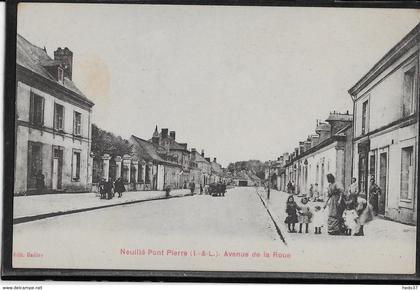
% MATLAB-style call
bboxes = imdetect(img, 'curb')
[13,193,193,225]
[255,188,287,245]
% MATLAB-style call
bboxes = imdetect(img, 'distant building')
[14,34,94,195]
[348,23,419,224]
[190,149,212,185]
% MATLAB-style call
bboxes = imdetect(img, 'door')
[378,151,388,215]
[359,152,368,195]
[53,147,63,190]
[52,158,59,190]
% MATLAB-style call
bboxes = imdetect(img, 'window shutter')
[72,152,77,179]
[29,92,34,124]
[40,97,45,125]
[73,111,76,134]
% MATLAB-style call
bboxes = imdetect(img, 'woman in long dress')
[325,173,345,235]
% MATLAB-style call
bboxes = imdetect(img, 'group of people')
[285,174,379,236]
[98,177,126,200]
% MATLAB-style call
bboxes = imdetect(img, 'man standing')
[369,177,381,216]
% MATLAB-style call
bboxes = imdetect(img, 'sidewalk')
[14,189,192,223]
[255,188,417,273]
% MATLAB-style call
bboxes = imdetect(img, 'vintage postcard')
[6,2,420,278]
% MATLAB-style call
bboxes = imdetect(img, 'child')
[342,205,358,236]
[312,205,324,234]
[285,195,299,233]
[298,197,312,233]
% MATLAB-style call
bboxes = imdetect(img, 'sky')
[17,4,420,167]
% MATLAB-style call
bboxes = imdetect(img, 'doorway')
[52,147,63,190]
[378,150,388,215]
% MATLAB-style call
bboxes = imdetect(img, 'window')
[73,111,82,136]
[72,151,81,181]
[362,100,368,135]
[54,103,65,131]
[29,92,44,126]
[58,67,64,84]
[400,146,414,200]
[402,67,416,117]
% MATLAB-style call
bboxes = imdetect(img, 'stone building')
[190,149,212,186]
[282,112,353,198]
[14,34,94,195]
[129,135,181,190]
[349,23,419,224]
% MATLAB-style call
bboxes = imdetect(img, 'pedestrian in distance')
[369,177,381,216]
[99,178,106,199]
[221,182,226,197]
[114,177,126,198]
[105,178,114,200]
[285,195,300,233]
[298,197,312,234]
[200,184,203,195]
[190,181,195,195]
[287,181,293,194]
[312,205,324,234]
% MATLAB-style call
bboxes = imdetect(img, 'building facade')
[349,24,419,224]
[281,112,353,198]
[14,34,94,195]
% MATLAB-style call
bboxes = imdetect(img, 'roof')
[326,113,353,122]
[16,34,94,106]
[192,152,210,164]
[349,23,420,98]
[130,135,166,163]
[170,141,189,151]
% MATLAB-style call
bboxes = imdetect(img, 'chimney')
[161,128,168,139]
[213,158,217,163]
[311,135,320,147]
[304,141,311,151]
[201,150,205,157]
[54,47,73,80]
[299,141,305,154]
[169,131,176,140]
[326,112,353,135]
[315,122,331,143]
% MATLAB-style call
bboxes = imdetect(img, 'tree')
[91,124,132,158]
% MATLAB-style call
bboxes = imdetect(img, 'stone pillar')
[123,154,132,183]
[102,154,111,181]
[114,156,122,179]
[88,152,94,185]
[148,162,153,185]
[132,160,139,183]
[141,160,146,182]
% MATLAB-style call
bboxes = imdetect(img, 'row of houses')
[94,126,225,191]
[14,33,224,195]
[271,23,419,225]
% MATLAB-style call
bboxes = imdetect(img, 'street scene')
[12,4,419,274]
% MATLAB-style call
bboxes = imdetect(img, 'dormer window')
[57,66,64,84]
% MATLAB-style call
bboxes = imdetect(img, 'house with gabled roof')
[14,34,94,195]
